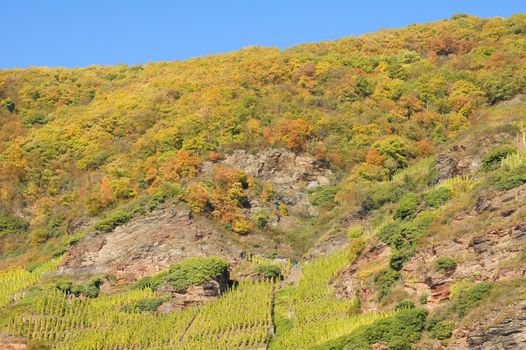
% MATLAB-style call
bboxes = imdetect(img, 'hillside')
[0,14,526,349]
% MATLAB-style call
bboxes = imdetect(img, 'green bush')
[423,187,451,208]
[434,256,457,272]
[482,145,516,171]
[95,210,133,232]
[309,185,338,207]
[450,282,492,318]
[148,182,181,210]
[23,112,49,126]
[251,208,271,229]
[395,299,415,311]
[134,257,229,293]
[363,308,428,350]
[394,193,419,220]
[1,98,15,112]
[374,136,413,170]
[166,257,228,292]
[376,268,401,300]
[492,166,526,191]
[132,273,167,290]
[419,293,428,305]
[56,277,103,298]
[123,297,168,313]
[429,319,455,340]
[0,212,29,236]
[255,264,283,280]
[389,248,414,271]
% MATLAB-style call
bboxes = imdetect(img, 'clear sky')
[2,1,525,69]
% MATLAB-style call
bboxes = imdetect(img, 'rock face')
[447,301,526,350]
[204,148,333,219]
[434,153,470,182]
[221,148,332,190]
[157,273,229,312]
[402,221,526,306]
[468,313,526,349]
[332,241,392,312]
[60,207,245,280]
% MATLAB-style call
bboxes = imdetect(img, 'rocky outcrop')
[157,273,229,312]
[203,148,333,219]
[434,152,470,182]
[332,241,392,312]
[220,148,332,190]
[468,313,526,349]
[447,301,526,349]
[60,207,247,280]
[402,221,526,306]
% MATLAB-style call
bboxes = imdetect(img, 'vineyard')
[0,258,63,308]
[0,248,398,349]
[3,280,274,350]
[270,250,393,349]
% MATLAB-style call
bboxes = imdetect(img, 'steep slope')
[0,13,526,350]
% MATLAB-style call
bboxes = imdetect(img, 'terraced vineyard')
[0,249,398,349]
[270,250,393,350]
[0,258,63,308]
[3,279,274,349]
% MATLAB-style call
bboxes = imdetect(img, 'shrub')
[23,112,49,126]
[501,151,526,170]
[166,257,228,292]
[0,212,29,236]
[390,249,414,271]
[482,145,517,171]
[378,219,429,251]
[423,187,451,208]
[312,308,428,350]
[434,256,457,272]
[309,185,338,207]
[429,320,455,340]
[394,192,419,220]
[251,208,271,229]
[255,264,283,280]
[347,226,364,240]
[95,210,133,232]
[1,98,15,112]
[374,136,413,170]
[449,281,492,317]
[395,299,415,311]
[363,308,428,350]
[123,297,168,313]
[56,277,103,298]
[376,268,401,300]
[492,166,526,191]
[419,293,428,305]
[133,257,229,293]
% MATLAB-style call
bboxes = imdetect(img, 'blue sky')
[2,1,525,68]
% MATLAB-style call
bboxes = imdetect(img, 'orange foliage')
[157,150,201,183]
[414,139,434,156]
[100,176,114,205]
[365,148,385,166]
[273,118,311,150]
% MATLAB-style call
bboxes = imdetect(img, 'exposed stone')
[332,241,392,312]
[468,313,526,349]
[474,197,493,214]
[434,154,465,182]
[60,207,249,280]
[447,300,526,349]
[203,148,333,218]
[157,273,229,312]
